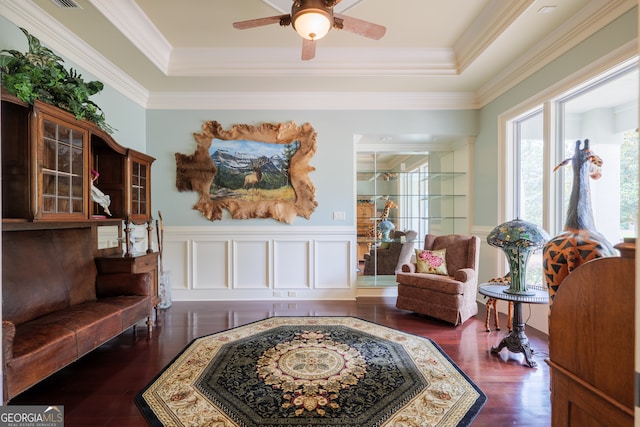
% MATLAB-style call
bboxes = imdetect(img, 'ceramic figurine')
[90,169,112,216]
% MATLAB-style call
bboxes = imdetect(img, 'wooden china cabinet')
[1,90,159,308]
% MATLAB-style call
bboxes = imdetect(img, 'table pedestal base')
[490,301,537,367]
[479,284,548,368]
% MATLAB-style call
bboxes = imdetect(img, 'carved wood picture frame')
[175,120,317,223]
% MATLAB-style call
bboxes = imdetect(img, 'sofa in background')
[2,226,154,402]
[363,230,417,275]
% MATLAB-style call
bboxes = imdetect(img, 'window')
[512,109,545,286]
[508,61,638,286]
[557,64,638,243]
[514,109,544,225]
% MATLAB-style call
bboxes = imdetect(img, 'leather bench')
[2,227,153,402]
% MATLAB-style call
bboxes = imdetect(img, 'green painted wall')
[147,109,477,226]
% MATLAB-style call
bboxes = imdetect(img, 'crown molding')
[146,91,479,110]
[86,1,459,78]
[0,1,476,111]
[1,0,635,112]
[168,47,457,77]
[454,0,536,74]
[89,0,172,75]
[477,0,637,107]
[498,47,638,123]
[0,0,150,107]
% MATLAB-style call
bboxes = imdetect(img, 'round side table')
[479,283,549,367]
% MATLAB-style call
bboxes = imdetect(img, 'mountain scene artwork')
[209,138,299,202]
[175,120,317,223]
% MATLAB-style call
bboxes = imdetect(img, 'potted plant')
[0,27,113,133]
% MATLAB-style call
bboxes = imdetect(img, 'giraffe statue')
[484,273,513,332]
[367,198,398,240]
[542,139,615,310]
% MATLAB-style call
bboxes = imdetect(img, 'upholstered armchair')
[396,234,480,325]
[363,230,417,275]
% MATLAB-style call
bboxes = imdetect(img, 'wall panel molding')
[163,226,356,301]
[193,240,229,289]
[274,240,311,290]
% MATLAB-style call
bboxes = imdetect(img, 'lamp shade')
[292,1,333,40]
[487,219,549,250]
[487,219,550,295]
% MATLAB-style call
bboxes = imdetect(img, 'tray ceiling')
[0,0,635,109]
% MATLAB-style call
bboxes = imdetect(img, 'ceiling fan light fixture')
[292,1,333,40]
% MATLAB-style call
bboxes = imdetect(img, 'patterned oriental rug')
[136,317,486,426]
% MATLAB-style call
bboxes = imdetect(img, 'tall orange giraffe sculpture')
[543,139,615,310]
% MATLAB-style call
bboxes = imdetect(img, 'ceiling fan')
[233,0,386,60]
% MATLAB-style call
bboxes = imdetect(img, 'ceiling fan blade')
[334,13,386,39]
[301,39,316,61]
[233,14,290,30]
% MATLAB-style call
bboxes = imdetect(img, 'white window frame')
[497,48,637,274]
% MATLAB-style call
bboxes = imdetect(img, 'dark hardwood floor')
[10,299,551,426]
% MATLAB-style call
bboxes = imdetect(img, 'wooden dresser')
[546,240,634,427]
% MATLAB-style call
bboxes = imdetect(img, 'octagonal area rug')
[135,317,486,426]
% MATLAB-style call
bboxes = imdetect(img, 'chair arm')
[454,268,477,283]
[3,321,15,364]
[97,272,152,297]
[401,263,417,273]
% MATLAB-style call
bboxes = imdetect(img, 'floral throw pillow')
[415,249,449,275]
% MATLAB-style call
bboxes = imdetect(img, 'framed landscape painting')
[175,121,317,223]
[210,138,298,202]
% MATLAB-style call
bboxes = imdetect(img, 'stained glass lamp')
[487,219,550,296]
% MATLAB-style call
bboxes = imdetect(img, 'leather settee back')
[3,227,98,325]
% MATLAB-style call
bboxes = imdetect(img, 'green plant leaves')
[0,27,113,133]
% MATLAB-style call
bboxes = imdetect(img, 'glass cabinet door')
[127,150,154,222]
[40,116,88,219]
[125,151,154,255]
[131,161,148,217]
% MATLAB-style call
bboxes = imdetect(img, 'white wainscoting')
[158,224,549,333]
[162,226,357,301]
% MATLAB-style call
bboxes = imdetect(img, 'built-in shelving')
[356,150,470,286]
[1,90,156,256]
